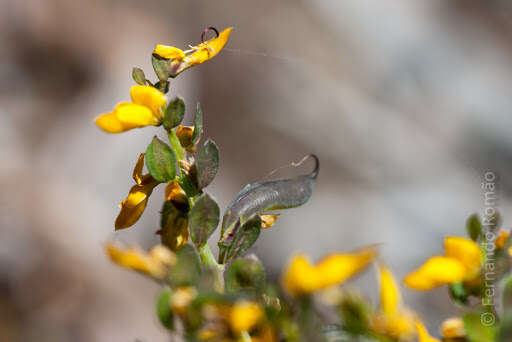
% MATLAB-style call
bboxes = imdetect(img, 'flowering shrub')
[96,27,512,342]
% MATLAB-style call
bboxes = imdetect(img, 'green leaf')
[338,292,372,335]
[192,103,203,145]
[178,173,199,198]
[132,67,146,85]
[464,313,496,342]
[467,213,482,241]
[225,254,265,294]
[189,194,220,248]
[156,287,174,330]
[152,54,172,82]
[449,282,469,306]
[197,139,219,189]
[145,136,177,183]
[163,97,185,131]
[167,129,186,161]
[220,215,262,263]
[170,245,201,286]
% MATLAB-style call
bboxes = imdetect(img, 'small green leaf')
[146,136,177,183]
[197,140,219,189]
[449,282,469,306]
[220,216,262,263]
[467,214,482,241]
[463,313,495,342]
[189,193,220,248]
[192,103,203,145]
[156,287,174,330]
[225,254,265,294]
[178,173,198,198]
[152,54,172,82]
[132,67,146,85]
[163,97,185,131]
[170,245,201,287]
[339,292,372,335]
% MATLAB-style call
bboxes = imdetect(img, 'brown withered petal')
[115,181,158,230]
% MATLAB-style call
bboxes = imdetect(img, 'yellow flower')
[371,264,440,341]
[404,236,482,290]
[371,264,415,339]
[153,27,232,76]
[440,317,466,339]
[282,246,377,296]
[415,320,441,342]
[95,85,167,133]
[115,153,159,230]
[106,242,175,279]
[229,301,264,334]
[171,286,198,316]
[495,230,512,255]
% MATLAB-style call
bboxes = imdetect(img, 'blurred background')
[2,0,512,340]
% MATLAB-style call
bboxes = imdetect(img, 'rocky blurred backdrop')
[2,0,512,340]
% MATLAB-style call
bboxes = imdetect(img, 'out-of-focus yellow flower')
[371,264,415,339]
[495,230,512,255]
[440,317,466,339]
[106,242,175,279]
[415,320,441,342]
[96,85,167,133]
[229,301,264,334]
[171,286,197,316]
[282,246,377,296]
[153,27,232,76]
[371,264,440,341]
[404,236,482,290]
[115,154,159,230]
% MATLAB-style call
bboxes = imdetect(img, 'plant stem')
[199,243,225,292]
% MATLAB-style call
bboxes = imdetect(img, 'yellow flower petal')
[440,317,466,339]
[282,254,320,295]
[95,111,124,133]
[379,264,401,316]
[115,181,157,230]
[106,242,174,279]
[115,103,158,129]
[315,247,378,288]
[132,153,145,185]
[444,236,482,274]
[179,27,232,72]
[164,181,188,206]
[496,230,509,249]
[153,45,186,60]
[415,319,441,342]
[171,286,197,315]
[260,214,279,229]
[404,256,467,290]
[129,85,167,116]
[149,245,177,267]
[229,301,263,334]
[282,246,377,295]
[372,313,415,339]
